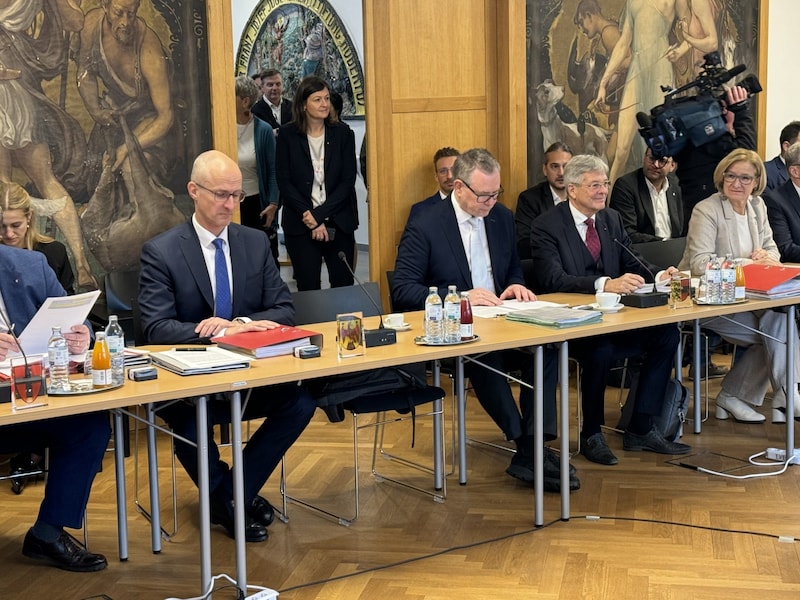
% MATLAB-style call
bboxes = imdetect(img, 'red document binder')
[211,326,323,358]
[742,264,800,298]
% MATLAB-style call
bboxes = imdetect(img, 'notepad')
[150,347,252,375]
[505,306,602,328]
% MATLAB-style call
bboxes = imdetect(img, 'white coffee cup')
[595,292,621,308]
[384,313,404,328]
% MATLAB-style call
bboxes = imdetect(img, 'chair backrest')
[292,283,383,325]
[105,269,141,312]
[385,270,396,312]
[632,237,687,271]
[520,259,536,290]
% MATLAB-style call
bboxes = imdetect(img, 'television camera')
[637,52,762,160]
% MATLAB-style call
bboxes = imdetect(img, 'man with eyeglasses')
[393,148,579,493]
[531,154,690,466]
[765,141,800,263]
[138,150,316,543]
[408,147,460,221]
[515,142,573,259]
[609,148,683,243]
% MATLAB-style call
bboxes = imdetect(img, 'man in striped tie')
[138,151,316,543]
[530,154,689,466]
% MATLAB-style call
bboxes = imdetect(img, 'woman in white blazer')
[680,148,800,424]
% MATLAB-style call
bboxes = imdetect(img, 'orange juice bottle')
[92,332,113,389]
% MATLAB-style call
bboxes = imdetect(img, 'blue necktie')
[212,238,232,320]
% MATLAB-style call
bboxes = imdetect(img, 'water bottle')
[92,332,113,389]
[460,292,473,340]
[424,286,443,343]
[734,258,746,300]
[443,285,461,343]
[720,254,736,303]
[704,254,721,303]
[105,314,125,386]
[47,326,70,393]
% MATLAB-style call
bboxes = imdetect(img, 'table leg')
[533,346,544,527]
[786,305,796,456]
[145,403,162,553]
[456,356,467,485]
[113,410,128,561]
[195,396,211,595]
[230,391,247,594]
[559,342,569,521]
[432,361,444,491]
[692,319,702,434]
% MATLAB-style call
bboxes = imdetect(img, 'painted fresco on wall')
[525,0,759,186]
[0,0,211,285]
[236,0,365,118]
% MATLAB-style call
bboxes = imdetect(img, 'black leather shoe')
[580,432,618,465]
[22,529,107,572]
[623,428,691,455]
[9,453,43,495]
[211,499,268,543]
[506,450,580,492]
[248,495,275,527]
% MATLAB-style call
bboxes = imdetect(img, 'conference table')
[2,291,797,596]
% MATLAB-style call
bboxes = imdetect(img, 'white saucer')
[386,323,411,331]
[592,303,623,314]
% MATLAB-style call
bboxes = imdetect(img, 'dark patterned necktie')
[213,238,232,320]
[585,218,601,262]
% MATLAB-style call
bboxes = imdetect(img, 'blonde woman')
[679,148,800,424]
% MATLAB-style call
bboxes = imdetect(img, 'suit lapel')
[556,203,589,274]
[441,199,473,286]
[784,184,800,224]
[637,172,657,232]
[667,187,682,237]
[228,226,247,316]
[178,224,214,310]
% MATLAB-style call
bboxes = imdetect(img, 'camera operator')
[674,85,756,231]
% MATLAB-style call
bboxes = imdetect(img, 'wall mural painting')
[525,0,759,186]
[236,0,365,118]
[0,0,212,285]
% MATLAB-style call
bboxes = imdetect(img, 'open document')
[472,299,567,319]
[10,290,101,357]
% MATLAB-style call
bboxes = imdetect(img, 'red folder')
[211,326,322,358]
[742,264,800,297]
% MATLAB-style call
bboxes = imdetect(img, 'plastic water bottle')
[443,285,461,343]
[424,286,443,343]
[720,254,736,303]
[704,254,721,303]
[105,314,125,386]
[47,326,70,393]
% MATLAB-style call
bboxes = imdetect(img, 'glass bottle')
[91,332,113,389]
[47,326,70,393]
[443,285,461,343]
[460,292,473,340]
[734,259,746,300]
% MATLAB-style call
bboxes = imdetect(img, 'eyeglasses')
[575,180,611,191]
[436,167,454,176]
[722,172,755,185]
[645,154,670,167]
[459,180,504,203]
[194,182,247,203]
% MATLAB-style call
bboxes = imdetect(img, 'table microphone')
[612,238,669,308]
[337,251,397,347]
[0,306,44,401]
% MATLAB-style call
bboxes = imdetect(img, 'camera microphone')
[612,238,669,308]
[337,251,396,347]
[636,112,653,128]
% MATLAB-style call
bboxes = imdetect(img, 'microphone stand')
[612,238,669,308]
[337,251,397,347]
[0,307,45,404]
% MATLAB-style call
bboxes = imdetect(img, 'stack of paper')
[743,264,800,299]
[211,327,322,359]
[123,348,151,367]
[150,347,252,375]
[505,306,602,328]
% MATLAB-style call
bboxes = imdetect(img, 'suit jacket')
[251,97,293,130]
[764,156,788,192]
[276,120,358,235]
[679,192,779,275]
[392,195,524,311]
[764,180,800,262]
[530,201,657,294]
[138,221,294,344]
[608,169,684,243]
[515,181,559,259]
[408,191,445,222]
[0,244,65,331]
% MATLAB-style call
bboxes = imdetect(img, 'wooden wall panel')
[364,0,526,307]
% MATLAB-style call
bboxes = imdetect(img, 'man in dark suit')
[764,121,800,192]
[765,141,800,262]
[393,148,578,492]
[514,142,572,259]
[608,148,684,242]
[531,154,690,465]
[250,69,293,131]
[0,244,109,571]
[407,147,459,221]
[138,151,316,543]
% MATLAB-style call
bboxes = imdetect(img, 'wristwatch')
[233,317,251,324]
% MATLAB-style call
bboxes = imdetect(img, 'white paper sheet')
[472,299,567,318]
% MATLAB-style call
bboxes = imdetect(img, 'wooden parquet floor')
[2,363,800,600]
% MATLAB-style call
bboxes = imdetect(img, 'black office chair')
[632,237,687,271]
[283,283,447,525]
